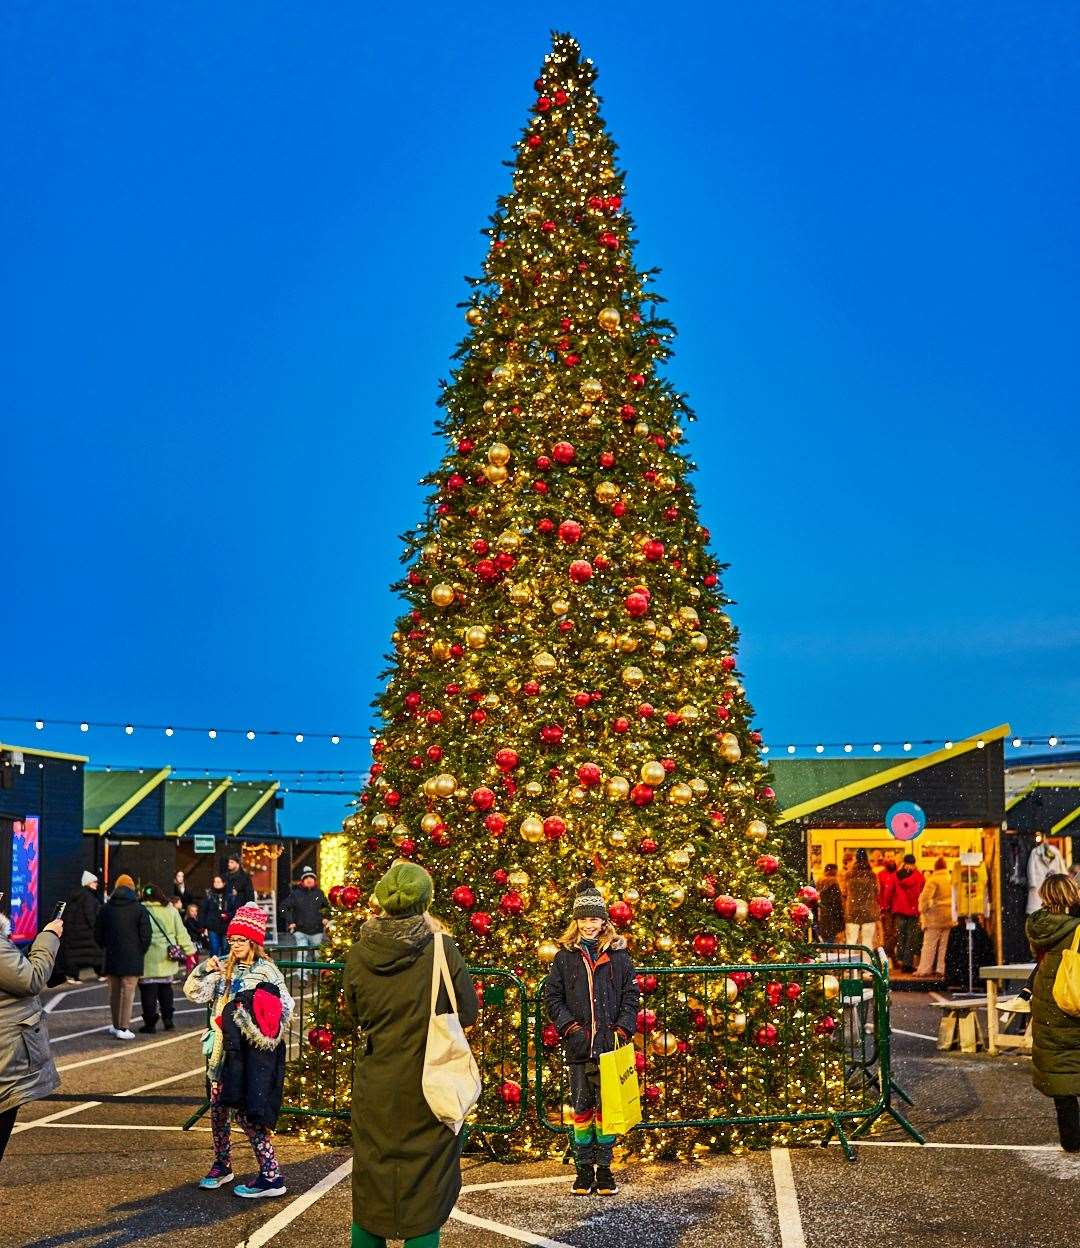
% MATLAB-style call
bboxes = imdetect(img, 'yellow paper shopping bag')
[598,1037,642,1135]
[1053,926,1080,1017]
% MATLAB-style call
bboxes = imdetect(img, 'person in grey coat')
[0,907,64,1162]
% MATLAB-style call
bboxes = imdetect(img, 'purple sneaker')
[198,1161,234,1190]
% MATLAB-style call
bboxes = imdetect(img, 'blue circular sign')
[885,800,926,842]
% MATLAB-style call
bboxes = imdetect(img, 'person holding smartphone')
[0,894,64,1161]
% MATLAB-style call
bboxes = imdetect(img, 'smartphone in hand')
[52,901,67,921]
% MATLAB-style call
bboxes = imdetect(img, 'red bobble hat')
[227,903,267,946]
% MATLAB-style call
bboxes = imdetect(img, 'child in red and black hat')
[184,903,294,1198]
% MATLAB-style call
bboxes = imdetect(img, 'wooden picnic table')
[980,963,1035,1055]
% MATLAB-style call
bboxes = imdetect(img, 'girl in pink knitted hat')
[184,902,294,1198]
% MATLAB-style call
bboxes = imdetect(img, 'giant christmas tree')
[298,32,839,1153]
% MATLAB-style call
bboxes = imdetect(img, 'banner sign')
[11,816,40,941]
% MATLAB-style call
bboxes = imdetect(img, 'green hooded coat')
[342,917,478,1240]
[1025,907,1080,1098]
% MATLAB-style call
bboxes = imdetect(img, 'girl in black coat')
[544,878,640,1198]
[198,877,231,957]
[94,876,152,1038]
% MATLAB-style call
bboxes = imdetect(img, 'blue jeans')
[207,931,226,957]
[291,930,324,961]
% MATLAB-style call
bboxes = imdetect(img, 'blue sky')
[5,3,1079,838]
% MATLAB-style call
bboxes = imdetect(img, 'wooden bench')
[929,998,987,1053]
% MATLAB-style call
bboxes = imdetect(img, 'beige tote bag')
[422,932,482,1134]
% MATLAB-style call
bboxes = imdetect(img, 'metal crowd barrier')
[185,949,922,1159]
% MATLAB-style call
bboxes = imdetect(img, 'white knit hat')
[81,870,98,887]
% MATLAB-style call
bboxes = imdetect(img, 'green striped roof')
[768,758,904,811]
[164,777,229,835]
[83,769,169,832]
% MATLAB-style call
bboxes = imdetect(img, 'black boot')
[1055,1096,1080,1152]
[594,1165,618,1195]
[571,1164,595,1195]
[162,1019,175,1031]
[138,1021,157,1034]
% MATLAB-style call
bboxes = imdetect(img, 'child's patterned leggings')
[569,1061,615,1166]
[209,1081,280,1180]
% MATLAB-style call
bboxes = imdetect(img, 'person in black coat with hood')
[59,872,104,982]
[544,877,640,1198]
[94,875,151,1040]
[224,856,255,920]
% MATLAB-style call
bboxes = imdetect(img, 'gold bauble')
[508,583,531,605]
[420,812,441,834]
[605,775,630,801]
[465,625,488,650]
[524,781,543,798]
[422,777,438,798]
[823,974,841,1002]
[651,1030,679,1057]
[433,773,458,798]
[422,542,439,560]
[520,815,544,843]
[550,598,570,616]
[724,977,740,1003]
[524,206,543,226]
[658,625,673,641]
[665,885,687,910]
[431,583,455,608]
[641,759,667,787]
[490,364,511,387]
[622,887,640,905]
[484,463,508,485]
[465,307,484,326]
[678,704,701,723]
[607,827,628,848]
[568,786,587,804]
[496,529,522,551]
[600,166,616,182]
[621,666,645,689]
[746,819,769,842]
[726,1011,747,1037]
[391,824,409,846]
[650,642,666,658]
[532,651,557,673]
[665,848,691,872]
[657,474,676,492]
[617,634,639,653]
[482,399,496,414]
[598,307,621,332]
[508,868,531,890]
[689,778,708,796]
[678,606,701,626]
[655,933,675,954]
[633,421,650,437]
[580,377,604,402]
[595,481,619,505]
[689,633,708,652]
[722,745,741,764]
[371,813,390,832]
[538,938,560,965]
[643,620,658,635]
[668,783,694,808]
[595,632,616,650]
[733,899,749,924]
[574,130,591,148]
[431,639,453,661]
[487,442,511,466]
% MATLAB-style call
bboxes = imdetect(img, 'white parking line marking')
[232,1157,353,1248]
[55,1028,200,1071]
[13,1065,205,1133]
[44,991,67,1013]
[835,1139,1063,1152]
[50,1008,205,1043]
[450,1208,574,1247]
[892,1028,937,1041]
[770,1148,805,1248]
[460,1175,572,1194]
[33,1122,212,1132]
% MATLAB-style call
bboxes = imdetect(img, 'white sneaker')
[114,1029,136,1040]
[106,1025,118,1036]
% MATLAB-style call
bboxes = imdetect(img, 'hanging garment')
[952,862,989,918]
[1028,843,1067,915]
[943,921,995,991]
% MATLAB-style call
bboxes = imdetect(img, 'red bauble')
[523,679,541,696]
[661,757,676,772]
[430,828,452,848]
[635,1051,647,1074]
[425,709,442,726]
[445,473,465,491]
[636,973,658,994]
[785,982,802,1001]
[543,816,566,841]
[789,903,812,926]
[636,1008,657,1034]
[553,90,568,106]
[558,519,583,543]
[484,814,508,840]
[713,895,738,920]
[599,450,616,468]
[628,373,646,389]
[631,784,654,808]
[760,785,776,801]
[642,539,665,561]
[494,749,519,772]
[499,1080,522,1105]
[499,890,525,916]
[384,791,401,808]
[756,1024,779,1048]
[703,572,718,587]
[491,868,508,886]
[470,709,487,725]
[643,1084,661,1105]
[748,897,774,921]
[612,717,630,734]
[404,690,422,710]
[692,932,718,959]
[638,836,659,854]
[541,219,556,234]
[612,501,627,517]
[721,656,737,672]
[340,885,361,910]
[577,762,601,787]
[451,885,476,910]
[665,712,681,728]
[569,559,593,583]
[542,1023,560,1047]
[573,692,590,708]
[815,1016,837,1037]
[619,402,636,420]
[307,1025,333,1054]
[558,619,574,633]
[730,971,754,992]
[756,854,780,876]
[608,900,633,929]
[599,231,619,250]
[398,838,417,858]
[470,911,493,936]
[540,723,564,745]
[327,885,344,907]
[692,1010,707,1032]
[625,592,650,618]
[552,441,575,464]
[797,885,820,904]
[527,134,542,149]
[638,703,654,718]
[472,786,496,811]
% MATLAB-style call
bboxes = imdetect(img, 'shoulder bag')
[422,931,482,1134]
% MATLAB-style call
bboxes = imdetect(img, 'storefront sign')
[11,816,40,940]
[193,834,216,855]
[884,801,926,842]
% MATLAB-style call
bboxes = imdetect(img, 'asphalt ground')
[2,981,1076,1248]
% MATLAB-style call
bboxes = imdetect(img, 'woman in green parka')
[1025,872,1080,1152]
[342,860,478,1248]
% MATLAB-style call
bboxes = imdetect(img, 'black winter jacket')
[280,885,328,935]
[198,889,229,937]
[60,886,103,974]
[544,939,640,1062]
[225,869,255,918]
[94,888,152,978]
[219,983,286,1128]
